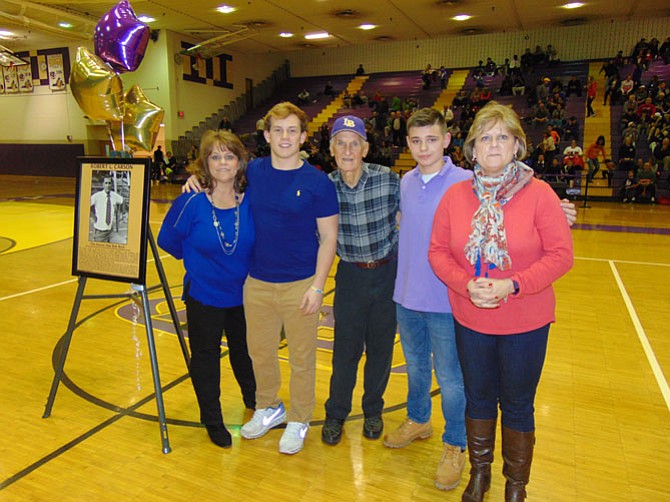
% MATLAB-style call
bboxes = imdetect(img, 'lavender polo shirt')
[393,157,473,313]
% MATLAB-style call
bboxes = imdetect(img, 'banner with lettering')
[17,64,34,93]
[3,66,19,94]
[47,53,66,91]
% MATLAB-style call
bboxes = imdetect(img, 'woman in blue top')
[158,130,256,448]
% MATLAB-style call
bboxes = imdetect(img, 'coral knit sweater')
[428,178,573,335]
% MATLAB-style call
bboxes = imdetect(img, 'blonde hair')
[462,101,527,162]
[188,130,248,192]
[263,101,309,132]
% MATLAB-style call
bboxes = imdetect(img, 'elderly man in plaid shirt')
[321,115,400,446]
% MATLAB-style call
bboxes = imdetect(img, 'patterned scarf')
[464,159,534,271]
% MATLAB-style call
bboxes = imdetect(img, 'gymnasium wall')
[0,30,284,147]
[287,17,670,76]
[2,15,669,176]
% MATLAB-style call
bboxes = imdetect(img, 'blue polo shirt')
[246,157,339,283]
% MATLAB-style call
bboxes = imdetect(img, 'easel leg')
[147,228,190,368]
[134,284,172,454]
[43,276,87,418]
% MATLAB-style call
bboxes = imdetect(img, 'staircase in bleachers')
[173,72,356,158]
[393,70,469,176]
[581,61,614,198]
[231,74,355,145]
[433,70,469,111]
[306,76,369,137]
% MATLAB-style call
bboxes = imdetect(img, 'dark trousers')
[455,320,549,432]
[185,296,256,425]
[586,96,595,116]
[325,259,397,419]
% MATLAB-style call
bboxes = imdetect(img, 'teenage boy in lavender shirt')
[385,108,577,492]
[384,108,472,491]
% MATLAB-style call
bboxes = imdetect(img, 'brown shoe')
[435,443,466,490]
[502,426,535,502]
[382,418,432,448]
[462,417,496,502]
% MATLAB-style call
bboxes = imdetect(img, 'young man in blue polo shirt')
[238,102,339,455]
[184,102,339,455]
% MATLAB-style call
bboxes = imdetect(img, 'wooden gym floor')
[1,174,669,501]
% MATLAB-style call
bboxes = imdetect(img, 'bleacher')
[173,57,669,203]
[608,59,670,202]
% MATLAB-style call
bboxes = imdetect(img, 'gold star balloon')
[107,84,164,151]
[70,47,124,121]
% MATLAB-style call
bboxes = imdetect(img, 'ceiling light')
[216,5,236,14]
[138,16,155,23]
[562,2,584,8]
[452,14,472,21]
[304,32,329,40]
[279,32,294,38]
[58,22,73,28]
[359,24,377,30]
[0,30,15,39]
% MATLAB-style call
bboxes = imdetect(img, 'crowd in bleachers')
[438,38,670,203]
[192,36,670,202]
[598,37,670,202]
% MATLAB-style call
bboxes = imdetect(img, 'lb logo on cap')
[331,115,367,140]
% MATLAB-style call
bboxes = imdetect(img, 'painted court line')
[0,254,171,303]
[609,260,670,413]
[0,278,77,302]
[575,256,670,267]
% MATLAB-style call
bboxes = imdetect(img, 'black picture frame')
[72,157,151,283]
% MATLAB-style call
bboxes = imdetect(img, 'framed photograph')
[72,157,151,283]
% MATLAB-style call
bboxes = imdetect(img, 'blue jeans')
[587,158,600,181]
[455,320,549,432]
[396,305,466,448]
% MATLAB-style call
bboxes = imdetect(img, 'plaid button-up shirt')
[329,163,400,263]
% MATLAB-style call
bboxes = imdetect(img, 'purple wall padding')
[0,144,85,177]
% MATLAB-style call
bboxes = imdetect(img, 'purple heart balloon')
[94,0,150,73]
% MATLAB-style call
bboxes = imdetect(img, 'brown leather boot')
[461,417,496,502]
[502,426,535,502]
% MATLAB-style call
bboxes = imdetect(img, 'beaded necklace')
[209,193,240,255]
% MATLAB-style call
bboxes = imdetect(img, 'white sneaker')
[240,403,286,439]
[279,422,309,454]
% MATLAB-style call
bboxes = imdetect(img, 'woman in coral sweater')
[428,101,573,502]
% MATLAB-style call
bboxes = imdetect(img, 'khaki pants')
[243,275,319,423]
